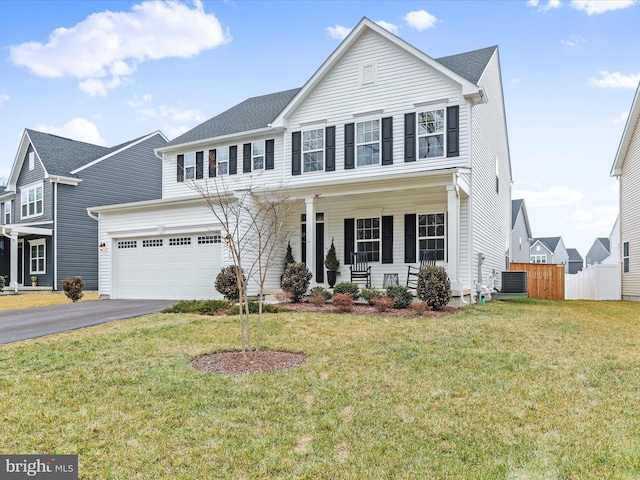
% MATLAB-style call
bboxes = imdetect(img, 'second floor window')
[21,184,43,219]
[531,255,547,264]
[303,129,324,172]
[184,152,196,180]
[4,200,11,225]
[252,141,264,170]
[356,120,380,166]
[217,147,229,175]
[418,109,445,159]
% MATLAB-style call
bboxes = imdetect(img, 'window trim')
[355,118,381,167]
[29,238,46,275]
[302,127,324,173]
[252,141,264,171]
[356,216,381,262]
[624,241,630,273]
[531,254,547,264]
[417,106,446,160]
[20,182,44,220]
[4,200,11,225]
[418,212,446,262]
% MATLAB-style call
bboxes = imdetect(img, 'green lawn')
[2,299,640,479]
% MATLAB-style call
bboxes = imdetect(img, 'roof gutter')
[47,174,81,186]
[156,126,286,155]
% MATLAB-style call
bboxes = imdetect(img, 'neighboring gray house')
[0,129,167,291]
[530,237,570,272]
[567,248,583,274]
[586,237,611,266]
[511,198,532,264]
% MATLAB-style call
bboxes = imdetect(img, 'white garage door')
[113,233,223,300]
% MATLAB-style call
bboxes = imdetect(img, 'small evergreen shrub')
[334,282,360,301]
[324,238,340,271]
[162,299,232,315]
[386,285,413,309]
[62,276,84,302]
[361,287,382,305]
[284,241,295,268]
[226,302,285,315]
[332,293,355,312]
[215,266,246,301]
[417,265,452,311]
[281,262,312,302]
[0,276,5,290]
[371,294,394,312]
[309,286,333,300]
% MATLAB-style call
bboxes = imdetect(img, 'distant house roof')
[164,88,301,148]
[567,248,583,262]
[435,46,497,85]
[597,237,611,253]
[533,237,561,252]
[512,199,524,229]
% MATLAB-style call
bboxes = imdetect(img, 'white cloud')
[404,10,438,31]
[128,93,153,109]
[512,186,584,207]
[567,205,618,232]
[0,94,9,107]
[589,71,640,88]
[614,111,630,124]
[135,105,205,124]
[327,25,351,40]
[570,0,637,15]
[511,78,522,84]
[34,118,106,146]
[561,35,585,47]
[165,125,191,139]
[528,0,562,12]
[375,20,398,35]
[599,182,619,194]
[9,0,231,95]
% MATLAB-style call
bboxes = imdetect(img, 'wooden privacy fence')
[510,262,565,300]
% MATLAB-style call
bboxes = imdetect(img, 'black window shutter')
[177,154,184,182]
[195,151,204,179]
[265,139,274,170]
[229,146,237,175]
[382,117,393,165]
[325,126,335,172]
[344,123,355,169]
[382,215,393,264]
[208,149,217,177]
[447,105,459,157]
[344,218,355,264]
[404,113,416,162]
[292,131,301,176]
[404,214,416,263]
[243,143,251,173]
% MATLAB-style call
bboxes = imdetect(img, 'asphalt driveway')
[0,299,176,345]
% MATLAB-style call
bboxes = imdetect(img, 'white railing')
[565,263,621,300]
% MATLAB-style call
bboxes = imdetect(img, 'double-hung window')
[624,242,630,273]
[418,109,445,159]
[29,239,46,274]
[531,255,547,264]
[217,147,229,175]
[4,200,11,225]
[356,120,380,166]
[418,213,446,261]
[356,217,380,262]
[252,141,264,170]
[21,183,43,219]
[303,129,324,172]
[184,152,196,180]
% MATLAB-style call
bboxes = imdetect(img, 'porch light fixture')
[99,242,108,252]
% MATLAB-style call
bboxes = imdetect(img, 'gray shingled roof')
[26,129,147,177]
[567,248,583,261]
[534,237,561,252]
[512,199,524,229]
[598,237,611,253]
[435,46,497,85]
[164,88,301,147]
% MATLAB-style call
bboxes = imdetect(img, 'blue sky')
[0,0,638,258]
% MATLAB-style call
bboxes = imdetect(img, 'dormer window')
[21,183,43,219]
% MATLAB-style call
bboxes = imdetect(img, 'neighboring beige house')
[611,83,640,300]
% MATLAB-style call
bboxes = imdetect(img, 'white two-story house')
[88,18,512,302]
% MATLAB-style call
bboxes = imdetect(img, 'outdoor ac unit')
[502,271,527,294]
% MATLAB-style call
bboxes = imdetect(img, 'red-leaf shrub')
[332,293,354,312]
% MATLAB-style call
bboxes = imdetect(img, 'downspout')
[53,181,58,290]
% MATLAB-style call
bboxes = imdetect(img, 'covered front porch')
[0,225,54,292]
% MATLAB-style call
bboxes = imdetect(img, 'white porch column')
[10,234,18,293]
[446,185,459,288]
[305,197,316,286]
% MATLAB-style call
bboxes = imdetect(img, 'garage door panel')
[114,234,222,300]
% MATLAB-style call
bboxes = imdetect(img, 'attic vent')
[361,63,376,85]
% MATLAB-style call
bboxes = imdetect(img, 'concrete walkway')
[0,299,176,345]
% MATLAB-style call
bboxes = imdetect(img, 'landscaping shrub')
[310,292,327,306]
[309,286,333,300]
[410,301,428,316]
[275,291,293,303]
[215,266,246,301]
[61,276,84,302]
[417,265,452,311]
[281,262,312,302]
[332,293,354,312]
[226,302,285,315]
[162,299,232,315]
[0,276,5,290]
[334,282,360,301]
[361,287,382,305]
[386,285,413,309]
[371,294,394,312]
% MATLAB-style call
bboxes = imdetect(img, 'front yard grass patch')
[0,291,99,310]
[2,299,640,478]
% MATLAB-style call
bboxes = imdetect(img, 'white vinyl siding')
[620,113,640,297]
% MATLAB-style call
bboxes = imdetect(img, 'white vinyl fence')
[565,263,621,300]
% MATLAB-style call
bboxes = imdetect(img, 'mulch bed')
[191,302,458,375]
